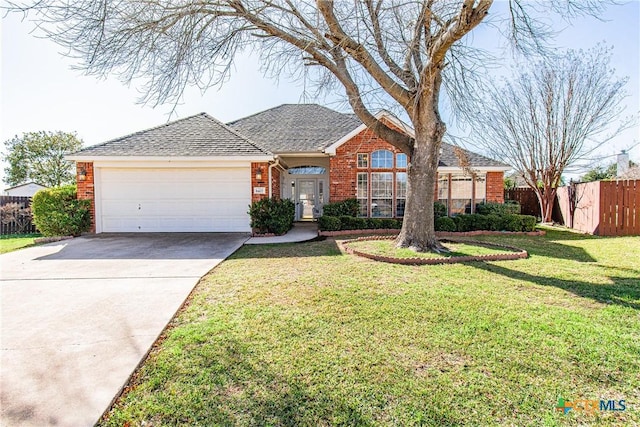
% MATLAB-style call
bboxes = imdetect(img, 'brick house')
[69,104,509,233]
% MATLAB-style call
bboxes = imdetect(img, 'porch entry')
[293,178,325,221]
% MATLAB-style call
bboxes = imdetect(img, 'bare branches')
[466,45,633,220]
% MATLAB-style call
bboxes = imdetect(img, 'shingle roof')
[228,104,362,153]
[229,104,508,168]
[73,113,269,157]
[439,142,509,168]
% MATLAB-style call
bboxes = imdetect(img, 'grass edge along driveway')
[100,229,639,426]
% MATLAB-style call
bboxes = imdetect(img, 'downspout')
[268,156,281,198]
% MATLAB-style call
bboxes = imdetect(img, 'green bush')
[520,215,537,232]
[475,202,521,215]
[318,215,341,231]
[434,201,447,219]
[501,214,523,232]
[248,197,295,235]
[435,216,457,232]
[31,185,91,237]
[323,198,359,217]
[367,218,385,229]
[338,216,368,230]
[381,218,402,229]
[485,214,503,231]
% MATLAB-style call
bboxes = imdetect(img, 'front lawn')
[102,229,640,426]
[0,234,40,254]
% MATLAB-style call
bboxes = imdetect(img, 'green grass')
[347,239,512,259]
[0,234,40,253]
[101,228,640,426]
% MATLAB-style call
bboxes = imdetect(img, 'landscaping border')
[321,229,545,237]
[340,236,528,265]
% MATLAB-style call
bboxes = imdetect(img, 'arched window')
[371,150,393,168]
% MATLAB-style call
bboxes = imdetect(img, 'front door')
[298,179,316,220]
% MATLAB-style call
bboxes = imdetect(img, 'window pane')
[371,150,393,168]
[450,174,473,215]
[396,172,407,217]
[474,174,486,206]
[437,174,449,215]
[371,172,393,217]
[357,173,368,217]
[288,166,326,175]
[357,153,368,168]
[396,153,408,168]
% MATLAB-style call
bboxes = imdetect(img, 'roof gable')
[228,104,361,153]
[325,110,510,169]
[71,113,270,158]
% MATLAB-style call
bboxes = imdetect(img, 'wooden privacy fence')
[556,179,639,236]
[505,188,540,217]
[1,195,38,235]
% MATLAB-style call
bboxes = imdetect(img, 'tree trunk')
[395,70,447,252]
[534,187,556,223]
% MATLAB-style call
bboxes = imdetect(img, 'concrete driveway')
[1,233,248,427]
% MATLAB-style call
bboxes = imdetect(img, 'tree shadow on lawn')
[470,262,640,310]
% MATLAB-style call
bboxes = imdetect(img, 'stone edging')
[339,236,528,265]
[320,229,545,237]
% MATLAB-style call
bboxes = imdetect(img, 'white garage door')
[99,168,251,232]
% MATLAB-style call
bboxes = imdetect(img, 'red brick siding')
[486,171,504,203]
[271,167,281,200]
[330,128,406,203]
[76,162,95,233]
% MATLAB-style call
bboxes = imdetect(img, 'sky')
[1,1,639,186]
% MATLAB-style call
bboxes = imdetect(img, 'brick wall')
[76,162,95,232]
[330,128,406,202]
[486,171,504,203]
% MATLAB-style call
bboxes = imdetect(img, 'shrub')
[475,202,521,216]
[31,185,91,237]
[485,214,503,231]
[339,215,368,230]
[248,197,295,235]
[318,215,341,231]
[434,201,447,219]
[381,218,402,229]
[435,216,457,232]
[323,198,359,217]
[501,214,523,232]
[520,215,537,232]
[367,218,385,229]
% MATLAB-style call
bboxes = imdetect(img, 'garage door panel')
[99,168,251,232]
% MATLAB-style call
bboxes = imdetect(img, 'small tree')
[467,46,631,222]
[3,131,83,188]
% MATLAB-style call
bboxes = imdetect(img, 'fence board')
[504,188,540,217]
[1,195,37,235]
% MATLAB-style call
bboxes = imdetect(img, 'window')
[357,173,368,217]
[371,150,393,168]
[396,153,408,168]
[437,174,449,215]
[450,174,473,215]
[371,172,393,217]
[474,174,486,207]
[288,166,326,175]
[357,153,368,168]
[396,172,407,217]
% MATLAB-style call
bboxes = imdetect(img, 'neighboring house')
[68,104,509,233]
[618,165,640,180]
[3,182,47,197]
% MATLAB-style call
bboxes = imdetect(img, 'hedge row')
[319,213,536,233]
[248,197,295,235]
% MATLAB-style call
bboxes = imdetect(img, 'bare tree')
[466,46,631,222]
[7,0,613,251]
